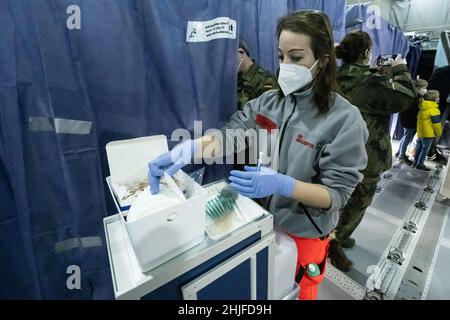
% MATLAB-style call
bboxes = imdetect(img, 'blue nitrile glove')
[228,166,296,198]
[148,139,197,194]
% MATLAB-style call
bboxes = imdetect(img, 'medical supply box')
[105,135,208,272]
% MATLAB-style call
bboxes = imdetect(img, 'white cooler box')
[105,135,208,273]
[273,229,299,300]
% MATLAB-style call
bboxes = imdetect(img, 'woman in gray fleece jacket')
[149,11,368,300]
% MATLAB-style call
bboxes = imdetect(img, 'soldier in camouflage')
[237,39,278,110]
[330,31,417,272]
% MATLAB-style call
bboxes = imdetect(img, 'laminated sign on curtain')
[186,17,236,42]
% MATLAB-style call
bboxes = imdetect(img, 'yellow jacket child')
[417,90,442,138]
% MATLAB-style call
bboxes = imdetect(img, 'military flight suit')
[334,64,417,244]
[237,62,278,110]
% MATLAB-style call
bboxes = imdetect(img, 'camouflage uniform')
[237,62,278,110]
[334,64,417,244]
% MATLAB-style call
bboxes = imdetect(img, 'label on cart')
[186,17,236,42]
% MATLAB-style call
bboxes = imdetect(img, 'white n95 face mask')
[278,60,319,96]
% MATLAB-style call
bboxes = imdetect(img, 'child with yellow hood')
[414,90,442,171]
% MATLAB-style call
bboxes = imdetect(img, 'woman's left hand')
[229,166,296,198]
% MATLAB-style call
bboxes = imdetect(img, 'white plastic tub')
[106,135,207,272]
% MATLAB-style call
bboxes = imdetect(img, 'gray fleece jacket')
[221,89,368,238]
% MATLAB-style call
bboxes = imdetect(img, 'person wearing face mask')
[148,11,369,300]
[329,31,417,272]
[395,78,428,165]
[237,38,278,110]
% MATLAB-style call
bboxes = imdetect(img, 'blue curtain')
[434,35,450,69]
[345,4,410,65]
[238,0,288,74]
[406,42,422,80]
[0,0,240,299]
[288,0,346,44]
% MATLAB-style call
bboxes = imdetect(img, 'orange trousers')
[288,234,330,300]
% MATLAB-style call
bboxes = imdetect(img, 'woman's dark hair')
[335,31,372,64]
[277,10,338,114]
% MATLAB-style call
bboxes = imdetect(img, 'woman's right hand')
[148,139,197,194]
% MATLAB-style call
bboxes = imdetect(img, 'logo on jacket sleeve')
[296,134,315,149]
